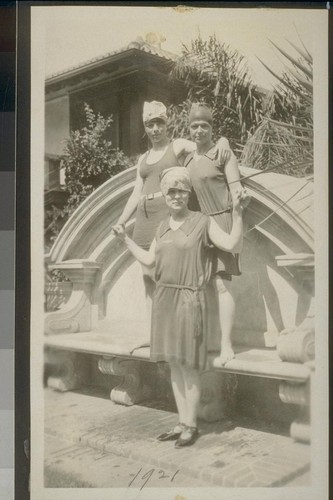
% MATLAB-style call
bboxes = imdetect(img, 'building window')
[45,158,61,191]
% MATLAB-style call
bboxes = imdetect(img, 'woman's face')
[144,118,167,144]
[189,120,212,147]
[165,188,190,212]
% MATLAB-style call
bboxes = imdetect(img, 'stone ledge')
[44,331,311,382]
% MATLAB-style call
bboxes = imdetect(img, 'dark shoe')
[157,423,186,442]
[175,426,199,448]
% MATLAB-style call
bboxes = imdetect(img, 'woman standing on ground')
[185,103,248,366]
[113,167,243,447]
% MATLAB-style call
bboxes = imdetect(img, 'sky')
[37,5,319,90]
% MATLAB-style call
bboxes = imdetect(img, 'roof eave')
[45,48,174,86]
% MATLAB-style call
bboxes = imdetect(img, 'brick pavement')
[44,387,311,488]
[45,434,208,488]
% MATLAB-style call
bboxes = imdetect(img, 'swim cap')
[188,103,213,125]
[143,101,167,123]
[160,167,192,196]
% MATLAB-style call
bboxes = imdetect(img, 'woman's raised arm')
[116,155,144,226]
[112,224,156,268]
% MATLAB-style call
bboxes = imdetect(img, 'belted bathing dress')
[185,147,240,278]
[150,212,213,371]
[132,143,181,250]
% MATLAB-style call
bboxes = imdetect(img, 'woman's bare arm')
[172,138,196,157]
[208,191,243,253]
[217,137,249,204]
[124,237,156,268]
[112,225,156,268]
[225,151,243,195]
[116,156,144,225]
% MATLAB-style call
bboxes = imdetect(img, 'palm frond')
[293,22,313,63]
[266,118,311,132]
[257,57,312,105]
[269,40,313,80]
[240,118,313,177]
[286,39,312,65]
[169,34,262,147]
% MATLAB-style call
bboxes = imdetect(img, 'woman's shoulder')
[180,212,211,240]
[137,150,150,170]
[139,149,150,162]
[184,151,195,169]
[156,216,170,238]
[188,211,209,227]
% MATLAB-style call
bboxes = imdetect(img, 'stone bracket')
[98,357,151,406]
[279,378,310,443]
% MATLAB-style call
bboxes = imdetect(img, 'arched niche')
[45,166,314,349]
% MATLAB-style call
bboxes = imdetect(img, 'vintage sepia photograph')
[30,4,328,499]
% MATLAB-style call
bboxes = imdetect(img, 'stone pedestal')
[275,253,314,443]
[45,260,100,334]
[276,326,313,444]
[45,348,89,392]
[198,371,237,422]
[279,378,311,443]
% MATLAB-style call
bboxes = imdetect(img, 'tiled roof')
[46,38,176,81]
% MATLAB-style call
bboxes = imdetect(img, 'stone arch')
[45,166,314,347]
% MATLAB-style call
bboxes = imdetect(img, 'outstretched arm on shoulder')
[172,138,196,158]
[116,155,145,225]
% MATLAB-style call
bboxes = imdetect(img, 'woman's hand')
[239,187,251,208]
[216,137,231,167]
[231,189,243,214]
[111,223,126,240]
[112,230,156,268]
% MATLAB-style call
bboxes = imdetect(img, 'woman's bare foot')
[215,345,235,366]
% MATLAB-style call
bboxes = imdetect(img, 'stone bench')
[44,329,313,443]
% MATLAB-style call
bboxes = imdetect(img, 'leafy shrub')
[62,103,133,212]
[45,104,133,250]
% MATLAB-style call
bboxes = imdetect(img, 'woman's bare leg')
[142,274,154,323]
[215,276,235,366]
[181,365,201,428]
[169,362,187,425]
[141,264,156,330]
[129,266,155,353]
